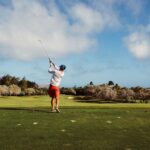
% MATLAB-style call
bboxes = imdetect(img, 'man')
[48,61,66,113]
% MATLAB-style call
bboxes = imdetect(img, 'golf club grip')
[52,62,55,66]
[49,58,55,66]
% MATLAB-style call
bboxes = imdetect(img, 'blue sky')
[0,0,150,87]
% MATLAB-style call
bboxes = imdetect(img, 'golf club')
[38,40,55,66]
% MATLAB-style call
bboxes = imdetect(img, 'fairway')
[0,95,150,150]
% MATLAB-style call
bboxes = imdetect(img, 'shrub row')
[61,84,150,102]
[0,85,47,96]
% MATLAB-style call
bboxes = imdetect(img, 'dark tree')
[11,77,20,85]
[108,81,114,86]
[90,81,94,85]
[19,77,28,91]
[0,74,12,86]
[27,81,39,89]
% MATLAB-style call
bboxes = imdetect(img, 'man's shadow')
[0,107,53,113]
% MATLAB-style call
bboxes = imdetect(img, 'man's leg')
[56,96,59,109]
[51,97,55,111]
[56,96,60,112]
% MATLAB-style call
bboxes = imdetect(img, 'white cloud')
[89,0,144,16]
[0,0,120,60]
[124,25,150,59]
[125,0,144,16]
[71,3,120,34]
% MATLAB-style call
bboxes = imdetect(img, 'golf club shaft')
[38,40,55,66]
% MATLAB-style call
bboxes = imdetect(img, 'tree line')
[1,75,150,103]
[61,81,150,103]
[0,74,47,96]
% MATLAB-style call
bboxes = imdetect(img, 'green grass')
[0,95,150,150]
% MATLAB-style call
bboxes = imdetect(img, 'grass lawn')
[0,95,150,150]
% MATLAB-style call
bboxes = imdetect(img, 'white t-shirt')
[48,64,64,86]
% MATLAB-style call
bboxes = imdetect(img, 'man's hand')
[48,58,56,67]
[49,58,52,64]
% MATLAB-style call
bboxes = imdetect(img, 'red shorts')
[48,84,60,98]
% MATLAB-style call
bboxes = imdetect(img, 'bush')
[25,88,36,96]
[9,84,21,96]
[35,88,48,95]
[117,88,135,102]
[61,88,76,95]
[0,85,9,96]
[135,88,150,102]
[75,87,84,95]
[84,86,96,96]
[113,84,121,91]
[95,86,117,100]
[20,91,26,96]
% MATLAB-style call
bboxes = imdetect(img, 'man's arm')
[53,64,59,70]
[49,58,59,70]
[48,63,55,73]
